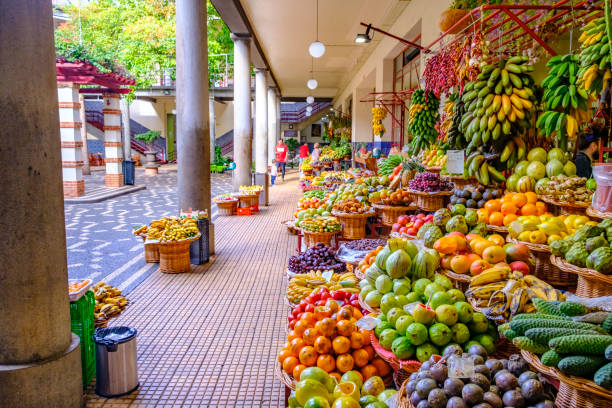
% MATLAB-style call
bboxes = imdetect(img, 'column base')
[63,180,85,197]
[105,173,124,187]
[0,333,82,407]
[144,167,159,175]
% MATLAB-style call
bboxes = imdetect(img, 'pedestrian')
[575,133,600,178]
[299,142,309,166]
[275,139,289,181]
[270,159,277,185]
[311,143,321,175]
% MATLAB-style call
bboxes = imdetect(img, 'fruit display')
[423,206,486,243]
[213,193,236,202]
[537,55,592,150]
[479,192,548,227]
[506,147,577,193]
[502,301,612,388]
[296,196,326,214]
[287,271,359,304]
[239,185,263,193]
[68,279,90,294]
[289,369,397,408]
[507,214,593,245]
[447,93,467,150]
[134,217,200,242]
[536,176,594,205]
[374,188,414,206]
[403,349,556,408]
[288,289,365,330]
[419,146,447,168]
[333,198,372,214]
[392,213,435,236]
[408,172,453,193]
[343,239,386,252]
[357,246,385,277]
[299,216,341,233]
[409,89,440,155]
[288,244,346,274]
[450,185,503,209]
[93,281,129,326]
[550,220,612,274]
[304,189,327,200]
[377,155,404,176]
[579,15,612,96]
[372,106,387,136]
[460,56,536,181]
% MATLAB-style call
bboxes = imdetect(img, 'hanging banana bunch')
[409,89,439,155]
[578,15,612,96]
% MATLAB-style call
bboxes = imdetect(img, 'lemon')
[530,230,547,244]
[547,234,562,245]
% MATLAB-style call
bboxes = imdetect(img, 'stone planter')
[144,150,159,175]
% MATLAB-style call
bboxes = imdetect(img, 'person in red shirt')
[298,143,309,177]
[275,139,289,180]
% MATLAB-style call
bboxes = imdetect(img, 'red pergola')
[56,58,136,93]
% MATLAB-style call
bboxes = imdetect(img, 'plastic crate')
[70,291,96,387]
[237,207,251,216]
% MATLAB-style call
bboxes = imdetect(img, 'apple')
[509,260,530,275]
[392,223,401,232]
[399,227,408,234]
[398,215,410,226]
[470,260,489,276]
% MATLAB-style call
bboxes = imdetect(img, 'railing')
[143,54,240,89]
[281,102,331,123]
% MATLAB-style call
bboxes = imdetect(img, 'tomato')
[350,294,358,302]
[398,215,410,226]
[288,316,293,322]
[294,304,304,314]
[305,304,315,313]
[297,312,304,320]
[351,300,360,308]
[417,213,425,219]
[399,227,408,234]
[316,300,326,306]
[392,223,401,232]
[289,319,296,329]
[413,219,424,229]
[407,227,417,235]
[311,292,321,302]
[332,291,344,300]
[321,292,331,301]
[425,214,434,221]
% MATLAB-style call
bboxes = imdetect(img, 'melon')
[535,178,550,194]
[506,173,520,192]
[514,160,530,177]
[564,161,577,176]
[526,161,546,180]
[517,176,535,193]
[527,147,548,164]
[546,159,565,177]
[548,148,567,164]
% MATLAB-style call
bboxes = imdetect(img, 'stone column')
[103,93,124,186]
[79,94,91,175]
[276,94,282,142]
[58,83,85,197]
[209,97,216,163]
[254,68,268,173]
[232,33,252,190]
[267,87,277,166]
[120,97,132,161]
[0,1,82,406]
[176,0,212,226]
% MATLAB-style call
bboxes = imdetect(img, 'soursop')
[565,241,589,268]
[586,236,608,252]
[433,208,451,228]
[573,224,605,242]
[446,215,468,235]
[550,239,570,257]
[585,246,612,274]
[423,226,443,248]
[470,222,488,236]
[464,208,478,227]
[417,223,437,240]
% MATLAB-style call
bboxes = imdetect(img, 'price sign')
[322,270,334,282]
[355,316,380,330]
[447,150,465,174]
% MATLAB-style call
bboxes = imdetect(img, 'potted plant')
[134,130,161,174]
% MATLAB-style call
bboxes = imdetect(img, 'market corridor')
[85,173,299,407]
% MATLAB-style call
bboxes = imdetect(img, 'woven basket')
[445,174,477,189]
[440,269,470,292]
[426,166,442,173]
[358,293,380,314]
[275,362,296,390]
[408,190,452,212]
[331,210,374,240]
[550,255,612,297]
[506,237,577,288]
[144,242,160,263]
[587,205,612,220]
[157,234,200,274]
[234,193,258,207]
[301,229,338,248]
[486,224,508,237]
[492,336,522,359]
[371,332,421,378]
[372,203,418,226]
[215,200,237,216]
[540,195,590,216]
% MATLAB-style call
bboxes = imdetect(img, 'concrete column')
[176,0,211,221]
[0,1,82,406]
[376,58,394,143]
[267,87,277,165]
[209,97,216,162]
[232,34,252,190]
[254,68,268,173]
[103,93,124,187]
[79,94,91,175]
[276,94,282,142]
[58,83,85,197]
[120,97,132,160]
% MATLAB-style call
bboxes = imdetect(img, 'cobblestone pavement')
[65,168,233,294]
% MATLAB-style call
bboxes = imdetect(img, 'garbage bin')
[123,160,136,185]
[93,326,139,397]
[190,218,210,264]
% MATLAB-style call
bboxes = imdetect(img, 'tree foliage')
[54,0,232,88]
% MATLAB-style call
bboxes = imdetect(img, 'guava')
[395,314,414,336]
[380,293,400,314]
[378,328,398,350]
[365,291,382,308]
[424,282,444,301]
[416,343,439,362]
[429,323,452,346]
[527,161,546,180]
[435,304,458,326]
[413,278,431,298]
[468,312,489,334]
[393,278,411,295]
[527,147,547,163]
[387,307,406,328]
[434,274,453,290]
[447,289,465,303]
[451,323,470,344]
[430,291,452,309]
[454,301,474,323]
[406,322,429,346]
[375,274,393,294]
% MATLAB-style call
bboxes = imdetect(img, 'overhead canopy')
[56,58,136,94]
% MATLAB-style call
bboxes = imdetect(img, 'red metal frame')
[360,90,415,147]
[56,58,136,91]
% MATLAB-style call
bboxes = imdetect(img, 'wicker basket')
[372,203,418,226]
[144,242,160,263]
[275,362,296,390]
[301,229,338,248]
[540,195,590,216]
[331,210,374,240]
[486,224,508,237]
[408,190,452,212]
[587,205,612,220]
[506,237,577,288]
[446,174,477,189]
[303,169,314,176]
[215,199,237,216]
[358,293,380,314]
[550,255,612,297]
[157,234,200,274]
[440,269,470,292]
[371,332,421,382]
[492,336,522,359]
[234,193,258,207]
[522,350,612,408]
[426,166,442,173]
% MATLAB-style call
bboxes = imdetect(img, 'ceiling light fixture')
[306,111,311,117]
[307,79,318,90]
[306,96,314,104]
[355,24,372,43]
[306,106,313,113]
[309,0,325,58]
[356,22,428,52]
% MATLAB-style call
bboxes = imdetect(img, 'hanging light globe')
[309,41,325,58]
[307,79,318,90]
[306,106,313,113]
[306,96,315,104]
[306,111,312,117]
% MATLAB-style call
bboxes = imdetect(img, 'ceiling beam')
[281,96,333,103]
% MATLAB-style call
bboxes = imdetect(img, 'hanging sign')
[446,150,465,174]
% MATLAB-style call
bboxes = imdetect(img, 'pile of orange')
[278,303,392,384]
[478,192,548,227]
[295,197,325,216]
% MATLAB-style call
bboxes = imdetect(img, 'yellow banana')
[469,266,511,287]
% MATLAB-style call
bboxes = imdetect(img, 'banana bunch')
[447,98,466,150]
[145,217,200,242]
[286,270,358,304]
[464,146,512,185]
[408,89,439,155]
[440,94,457,143]
[578,16,612,95]
[465,267,566,322]
[93,281,129,326]
[537,54,593,150]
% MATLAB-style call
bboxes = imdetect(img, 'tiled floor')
[84,172,299,407]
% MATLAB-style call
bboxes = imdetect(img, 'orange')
[329,372,342,383]
[337,320,355,337]
[293,364,307,379]
[337,306,354,321]
[520,203,537,216]
[501,193,514,203]
[371,357,391,377]
[313,336,332,354]
[336,354,355,373]
[525,191,538,204]
[316,354,336,373]
[360,329,372,346]
[278,348,295,363]
[352,308,363,321]
[484,200,499,213]
[303,328,319,346]
[315,318,336,337]
[535,201,547,215]
[301,312,316,325]
[489,212,504,226]
[503,213,518,226]
[350,332,364,349]
[363,345,375,361]
[482,245,506,264]
[289,338,306,355]
[294,319,312,336]
[314,306,332,321]
[332,336,351,354]
[511,193,527,208]
[487,234,505,246]
[287,330,300,342]
[325,299,340,313]
[298,346,318,366]
[477,208,489,223]
[283,356,299,374]
[360,364,378,380]
[352,348,370,367]
[500,202,517,216]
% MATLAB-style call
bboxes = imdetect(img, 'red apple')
[399,226,408,234]
[398,215,410,226]
[407,227,417,236]
[392,223,401,232]
[414,219,424,229]
[417,213,425,219]
[509,261,530,275]
[470,259,490,276]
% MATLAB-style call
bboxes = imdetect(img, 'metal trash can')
[123,160,136,185]
[93,326,139,397]
[190,218,210,264]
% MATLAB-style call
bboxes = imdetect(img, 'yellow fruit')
[547,235,562,245]
[529,230,547,245]
[573,216,590,229]
[517,231,532,242]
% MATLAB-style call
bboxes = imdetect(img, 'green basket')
[70,291,96,387]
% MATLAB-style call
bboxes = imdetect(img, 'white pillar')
[254,68,268,173]
[232,34,252,190]
[58,83,85,197]
[267,87,277,165]
[209,97,216,162]
[79,94,90,175]
[276,94,281,142]
[120,97,131,160]
[103,93,124,187]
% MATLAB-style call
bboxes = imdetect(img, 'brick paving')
[84,172,298,407]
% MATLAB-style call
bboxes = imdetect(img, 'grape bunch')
[408,171,453,192]
[288,243,345,273]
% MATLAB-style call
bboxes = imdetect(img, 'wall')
[213,100,234,137]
